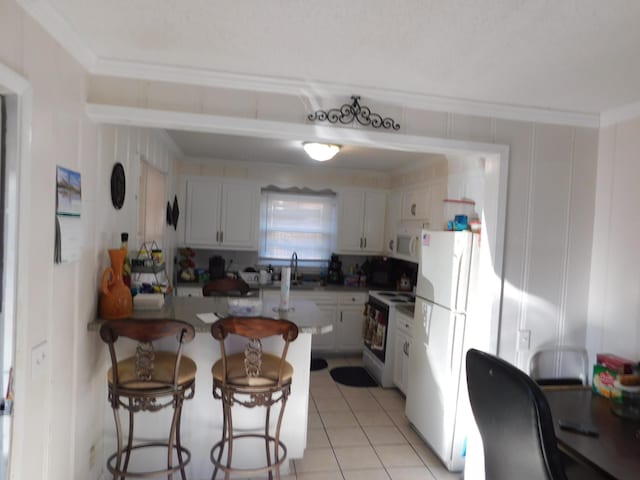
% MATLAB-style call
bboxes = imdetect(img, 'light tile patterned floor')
[279,355,464,480]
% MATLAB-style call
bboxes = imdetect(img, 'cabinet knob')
[411,203,416,216]
[389,240,394,250]
[363,237,367,248]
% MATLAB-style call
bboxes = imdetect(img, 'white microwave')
[393,227,420,263]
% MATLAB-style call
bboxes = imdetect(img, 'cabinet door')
[337,190,365,252]
[336,306,365,351]
[185,179,221,246]
[401,336,411,394]
[429,180,447,230]
[401,187,430,221]
[219,183,259,250]
[362,190,387,252]
[384,190,402,254]
[311,305,337,351]
[394,328,410,394]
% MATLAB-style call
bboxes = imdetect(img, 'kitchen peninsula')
[88,296,331,478]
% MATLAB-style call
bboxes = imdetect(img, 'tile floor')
[281,355,464,480]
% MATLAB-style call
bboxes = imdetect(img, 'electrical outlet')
[517,330,531,351]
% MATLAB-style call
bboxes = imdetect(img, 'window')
[259,189,336,264]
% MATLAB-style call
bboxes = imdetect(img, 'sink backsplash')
[179,248,416,288]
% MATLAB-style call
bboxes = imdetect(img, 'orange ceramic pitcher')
[99,248,133,320]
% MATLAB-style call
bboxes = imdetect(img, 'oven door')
[364,297,389,362]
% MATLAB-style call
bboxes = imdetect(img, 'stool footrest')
[210,433,287,477]
[106,441,191,478]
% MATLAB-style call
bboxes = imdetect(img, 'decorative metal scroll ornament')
[308,95,400,130]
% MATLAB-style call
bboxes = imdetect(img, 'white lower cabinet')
[313,304,337,351]
[262,290,367,353]
[336,293,367,352]
[393,311,413,395]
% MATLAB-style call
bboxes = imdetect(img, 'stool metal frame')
[100,318,196,480]
[210,316,299,480]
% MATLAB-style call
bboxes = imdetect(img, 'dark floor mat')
[329,366,378,387]
[310,358,328,371]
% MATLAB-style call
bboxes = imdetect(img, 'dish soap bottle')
[120,232,132,288]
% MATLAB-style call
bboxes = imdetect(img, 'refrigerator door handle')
[423,303,432,346]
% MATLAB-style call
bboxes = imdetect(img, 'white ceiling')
[46,0,640,114]
[24,1,640,168]
[167,130,440,171]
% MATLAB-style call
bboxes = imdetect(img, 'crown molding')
[20,1,600,129]
[94,58,600,129]
[600,100,640,128]
[17,0,97,70]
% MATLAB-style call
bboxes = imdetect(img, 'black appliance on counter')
[364,257,394,289]
[209,255,225,279]
[327,254,343,285]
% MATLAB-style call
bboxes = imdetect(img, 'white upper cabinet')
[184,177,259,250]
[401,186,430,221]
[219,183,259,249]
[384,190,402,254]
[337,189,387,253]
[428,180,447,230]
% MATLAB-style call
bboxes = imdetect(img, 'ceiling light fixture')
[303,142,341,162]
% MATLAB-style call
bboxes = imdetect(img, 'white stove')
[369,290,416,306]
[363,290,415,387]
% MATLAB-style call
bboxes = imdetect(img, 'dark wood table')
[545,388,640,480]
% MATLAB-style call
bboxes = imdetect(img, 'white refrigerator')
[405,230,477,472]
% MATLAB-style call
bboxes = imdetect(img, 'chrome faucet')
[290,251,298,283]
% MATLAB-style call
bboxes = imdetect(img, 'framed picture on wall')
[56,166,81,216]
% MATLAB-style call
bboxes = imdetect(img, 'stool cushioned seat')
[212,352,293,387]
[99,318,196,480]
[209,316,299,480]
[108,351,197,389]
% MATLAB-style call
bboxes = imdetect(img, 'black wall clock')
[110,162,126,210]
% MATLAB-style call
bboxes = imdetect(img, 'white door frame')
[0,62,33,480]
[87,104,509,355]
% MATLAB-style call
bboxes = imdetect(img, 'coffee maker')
[327,254,343,285]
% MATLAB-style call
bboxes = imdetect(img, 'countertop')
[88,295,333,334]
[175,281,370,294]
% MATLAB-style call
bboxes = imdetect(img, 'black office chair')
[466,348,568,480]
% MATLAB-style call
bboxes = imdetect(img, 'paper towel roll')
[133,293,165,311]
[280,267,291,311]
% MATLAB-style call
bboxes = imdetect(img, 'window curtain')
[259,189,336,262]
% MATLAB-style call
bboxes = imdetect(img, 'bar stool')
[100,318,196,480]
[202,278,251,297]
[210,316,299,480]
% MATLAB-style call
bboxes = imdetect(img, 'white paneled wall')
[89,77,600,370]
[0,2,603,478]
[588,117,640,362]
[1,7,182,478]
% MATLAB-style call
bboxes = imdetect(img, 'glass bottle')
[121,232,132,288]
